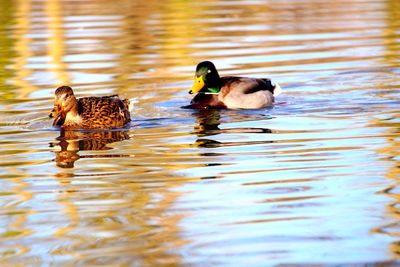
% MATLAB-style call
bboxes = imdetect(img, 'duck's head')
[189,61,221,94]
[49,86,77,126]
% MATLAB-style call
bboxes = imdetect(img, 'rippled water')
[0,0,400,265]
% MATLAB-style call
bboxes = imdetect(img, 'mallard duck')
[49,86,131,129]
[188,61,282,109]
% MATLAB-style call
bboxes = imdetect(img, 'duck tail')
[123,99,134,113]
[272,82,282,97]
[120,99,132,123]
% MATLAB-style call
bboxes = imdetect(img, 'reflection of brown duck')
[49,86,131,129]
[51,130,130,168]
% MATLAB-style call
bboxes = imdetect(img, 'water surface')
[0,0,400,265]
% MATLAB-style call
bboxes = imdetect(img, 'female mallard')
[49,86,131,129]
[188,61,282,109]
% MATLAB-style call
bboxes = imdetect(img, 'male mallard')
[49,86,131,129]
[188,61,282,109]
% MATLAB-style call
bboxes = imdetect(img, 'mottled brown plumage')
[49,86,131,129]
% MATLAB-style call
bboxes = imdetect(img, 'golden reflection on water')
[46,0,70,85]
[373,0,400,258]
[10,0,34,98]
[51,170,186,266]
[46,127,191,265]
[384,0,400,65]
[372,111,400,257]
[51,130,130,168]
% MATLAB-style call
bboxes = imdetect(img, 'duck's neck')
[62,98,81,127]
[204,75,221,94]
[65,97,79,116]
[207,86,221,94]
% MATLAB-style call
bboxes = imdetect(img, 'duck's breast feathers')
[220,76,276,95]
[189,93,227,109]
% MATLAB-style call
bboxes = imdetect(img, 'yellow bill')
[189,75,205,94]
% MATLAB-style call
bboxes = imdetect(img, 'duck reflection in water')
[50,130,130,168]
[192,109,273,148]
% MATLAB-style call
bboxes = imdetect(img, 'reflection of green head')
[189,61,221,94]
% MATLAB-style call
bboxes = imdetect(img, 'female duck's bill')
[187,61,282,109]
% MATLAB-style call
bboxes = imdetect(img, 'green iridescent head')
[189,61,221,94]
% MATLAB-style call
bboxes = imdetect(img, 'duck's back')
[221,76,275,95]
[77,96,131,129]
[219,77,275,109]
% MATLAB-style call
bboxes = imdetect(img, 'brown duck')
[188,61,282,109]
[49,86,131,129]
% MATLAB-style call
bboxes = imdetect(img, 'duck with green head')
[188,61,282,109]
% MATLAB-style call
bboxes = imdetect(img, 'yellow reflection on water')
[372,112,400,257]
[372,0,400,257]
[51,130,130,168]
[383,0,400,65]
[46,125,194,264]
[10,0,35,98]
[46,0,70,85]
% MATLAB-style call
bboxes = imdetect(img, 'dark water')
[0,0,400,265]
